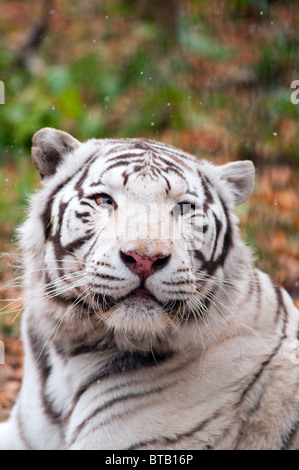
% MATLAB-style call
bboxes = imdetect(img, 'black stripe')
[74,165,92,198]
[51,201,69,263]
[94,273,125,281]
[281,416,299,449]
[106,152,146,163]
[148,143,194,167]
[129,410,221,450]
[79,200,97,212]
[273,282,285,325]
[151,168,163,180]
[48,189,93,266]
[158,156,185,177]
[70,383,168,446]
[63,231,94,254]
[132,164,144,173]
[194,194,233,276]
[233,379,272,449]
[237,342,284,410]
[99,159,137,177]
[92,158,146,186]
[41,152,99,240]
[75,210,90,220]
[162,280,191,286]
[62,350,175,430]
[42,182,67,240]
[103,145,146,161]
[28,327,62,425]
[69,351,172,413]
[200,173,214,207]
[82,233,99,262]
[211,211,223,261]
[122,170,129,186]
[218,195,233,266]
[66,338,113,357]
[163,165,186,180]
[160,173,171,191]
[235,295,288,425]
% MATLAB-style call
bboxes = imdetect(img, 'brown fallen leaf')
[0,338,23,413]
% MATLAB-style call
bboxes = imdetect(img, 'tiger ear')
[218,160,255,206]
[32,128,80,178]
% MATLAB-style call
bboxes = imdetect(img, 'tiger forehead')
[100,142,195,172]
[86,141,197,194]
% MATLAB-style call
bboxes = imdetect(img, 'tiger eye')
[94,194,117,209]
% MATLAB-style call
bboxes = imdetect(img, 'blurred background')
[0,0,299,415]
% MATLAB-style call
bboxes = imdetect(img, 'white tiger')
[0,128,298,450]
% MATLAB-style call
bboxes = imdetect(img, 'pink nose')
[120,250,170,281]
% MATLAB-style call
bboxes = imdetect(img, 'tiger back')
[0,128,298,450]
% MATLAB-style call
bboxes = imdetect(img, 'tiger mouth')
[112,286,185,314]
[89,285,185,315]
[114,286,157,304]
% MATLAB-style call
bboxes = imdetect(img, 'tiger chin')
[0,128,298,450]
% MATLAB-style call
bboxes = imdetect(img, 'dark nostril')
[152,255,171,271]
[120,250,136,267]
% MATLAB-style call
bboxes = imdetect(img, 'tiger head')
[23,128,255,353]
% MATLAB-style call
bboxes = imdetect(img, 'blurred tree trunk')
[126,0,179,45]
[15,0,55,72]
[140,0,179,42]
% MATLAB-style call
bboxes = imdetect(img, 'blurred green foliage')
[255,33,299,86]
[0,0,298,162]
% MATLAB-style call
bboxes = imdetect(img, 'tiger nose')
[120,250,171,281]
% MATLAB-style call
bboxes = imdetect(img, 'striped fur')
[0,128,299,450]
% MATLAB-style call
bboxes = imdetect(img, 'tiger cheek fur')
[0,127,298,450]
